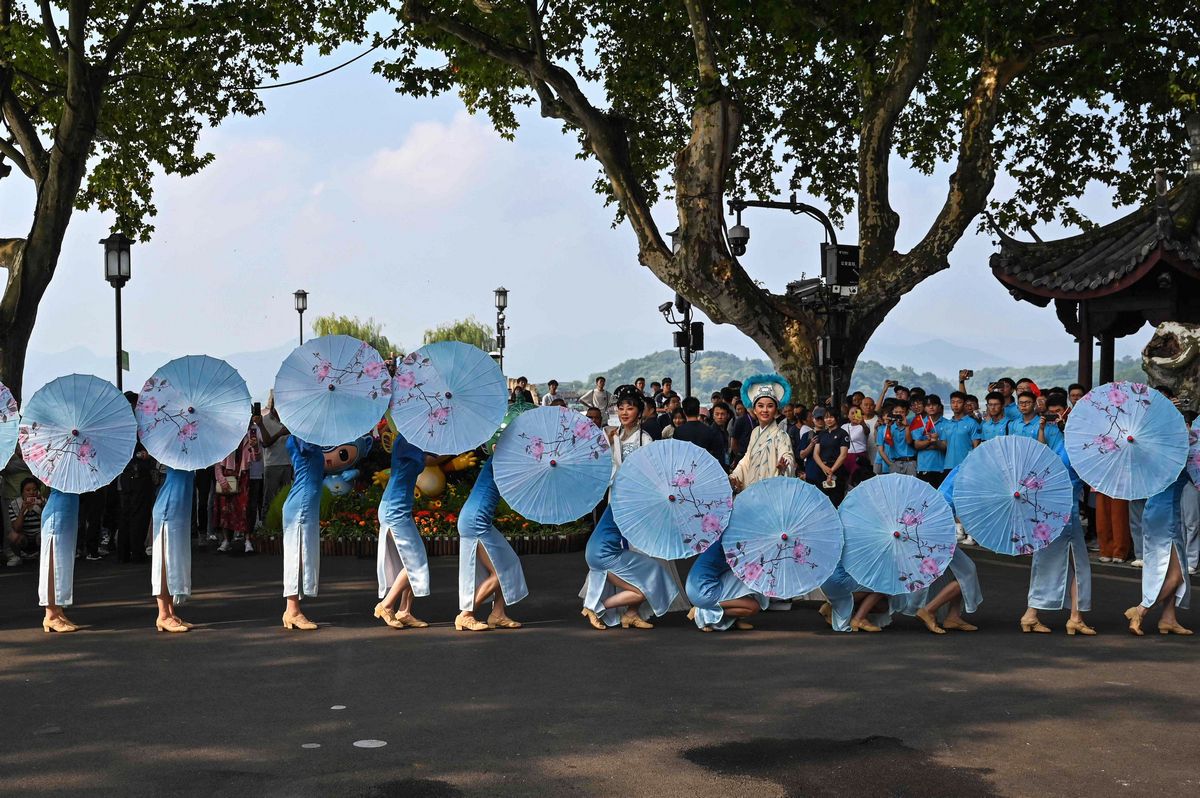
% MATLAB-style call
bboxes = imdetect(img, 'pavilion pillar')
[1077,300,1094,388]
[1099,333,1115,384]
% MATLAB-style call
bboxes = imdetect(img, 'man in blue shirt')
[1039,392,1068,450]
[910,394,950,487]
[887,400,917,476]
[942,391,982,471]
[873,399,897,474]
[993,377,1022,422]
[980,391,1011,441]
[1009,391,1042,439]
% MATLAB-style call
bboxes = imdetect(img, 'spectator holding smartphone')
[6,477,44,566]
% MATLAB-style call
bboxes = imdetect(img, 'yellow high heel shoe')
[1158,621,1193,635]
[620,611,653,629]
[1020,618,1051,633]
[1124,606,1144,636]
[818,602,833,627]
[156,616,189,633]
[942,618,978,632]
[487,615,522,629]
[734,620,754,631]
[850,618,881,633]
[581,608,606,630]
[916,607,946,635]
[454,612,488,631]
[373,603,405,629]
[395,613,429,628]
[282,612,317,631]
[1065,618,1096,636]
[42,617,77,633]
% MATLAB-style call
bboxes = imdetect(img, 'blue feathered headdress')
[741,373,791,408]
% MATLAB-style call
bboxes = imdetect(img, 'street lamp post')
[293,289,308,345]
[726,193,857,403]
[101,232,133,390]
[660,230,704,398]
[494,286,508,371]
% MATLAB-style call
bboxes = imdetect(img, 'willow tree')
[0,1,379,398]
[380,1,1200,396]
[312,313,401,356]
[422,316,494,350]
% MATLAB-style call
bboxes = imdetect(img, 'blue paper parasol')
[273,335,391,447]
[390,341,507,455]
[839,474,957,595]
[610,439,733,559]
[1187,418,1200,487]
[136,356,251,470]
[952,436,1074,556]
[0,380,19,459]
[19,374,136,493]
[1064,381,1188,500]
[721,476,843,599]
[492,406,611,524]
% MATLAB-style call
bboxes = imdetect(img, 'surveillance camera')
[658,301,674,314]
[728,223,750,256]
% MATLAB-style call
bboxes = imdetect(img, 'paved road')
[1,548,1197,797]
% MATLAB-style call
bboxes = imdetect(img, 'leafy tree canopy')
[312,313,400,356]
[422,315,494,351]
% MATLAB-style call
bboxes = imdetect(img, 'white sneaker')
[1189,567,1197,575]
[1098,556,1112,563]
[217,541,231,553]
[145,545,154,557]
[1130,559,1144,568]
[963,536,976,546]
[5,555,20,567]
[244,540,254,554]
[955,522,966,541]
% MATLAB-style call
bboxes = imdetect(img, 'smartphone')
[963,370,974,379]
[252,402,261,417]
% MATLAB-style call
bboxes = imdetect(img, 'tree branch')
[102,0,152,70]
[0,79,47,183]
[38,0,67,67]
[683,0,720,88]
[0,136,30,178]
[856,0,934,270]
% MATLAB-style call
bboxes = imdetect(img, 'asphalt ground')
[1,546,1198,798]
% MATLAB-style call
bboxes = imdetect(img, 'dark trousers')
[117,488,154,563]
[194,468,213,537]
[246,478,264,532]
[79,488,106,556]
[918,471,945,489]
[816,476,847,508]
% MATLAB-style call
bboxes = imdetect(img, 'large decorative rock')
[1143,321,1200,412]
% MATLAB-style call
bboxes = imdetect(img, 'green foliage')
[557,350,773,398]
[422,316,494,351]
[380,3,1200,230]
[966,357,1148,392]
[311,314,400,356]
[847,361,956,401]
[0,1,381,238]
[263,483,335,534]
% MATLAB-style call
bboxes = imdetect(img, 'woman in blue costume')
[1124,468,1193,636]
[373,432,458,630]
[892,466,982,634]
[38,489,80,633]
[685,541,767,632]
[581,506,682,629]
[150,468,194,633]
[1021,442,1096,635]
[817,564,893,633]
[281,436,325,630]
[454,455,528,631]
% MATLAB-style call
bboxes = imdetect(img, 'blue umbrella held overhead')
[492,406,611,524]
[953,436,1074,556]
[839,474,957,595]
[136,355,251,470]
[0,380,19,459]
[610,439,732,560]
[19,374,136,493]
[1064,381,1188,500]
[721,477,843,599]
[390,341,507,455]
[273,334,391,447]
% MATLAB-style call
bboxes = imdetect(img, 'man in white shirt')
[578,376,611,417]
[540,379,562,406]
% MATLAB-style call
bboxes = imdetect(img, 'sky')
[1,21,1151,397]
